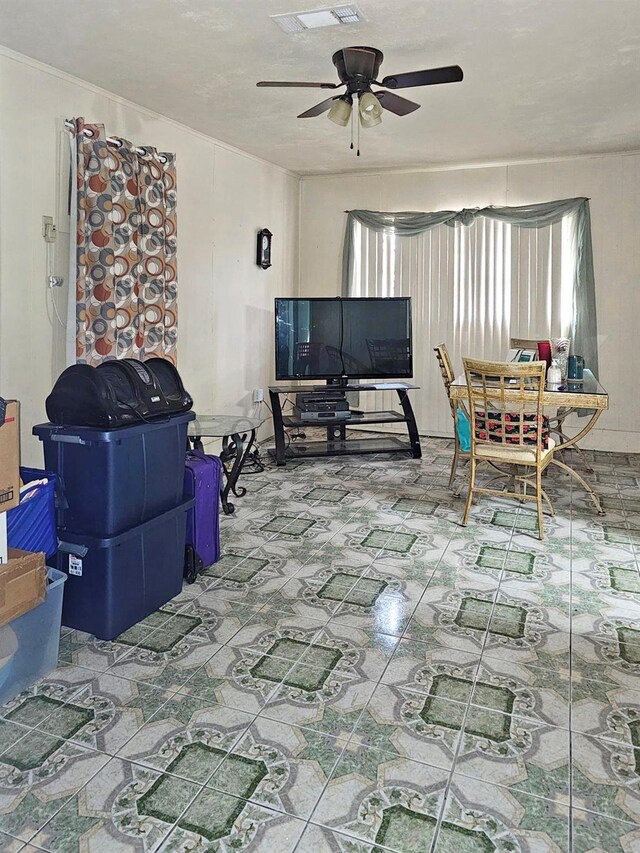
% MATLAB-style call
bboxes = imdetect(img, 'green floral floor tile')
[491,510,539,532]
[572,733,640,824]
[118,695,255,784]
[208,717,345,821]
[0,720,31,757]
[475,544,538,576]
[0,737,110,842]
[261,665,377,737]
[361,529,418,554]
[607,566,640,595]
[0,833,23,853]
[6,695,93,744]
[304,487,351,503]
[296,823,375,852]
[313,753,448,847]
[260,515,315,536]
[0,686,64,729]
[615,626,640,664]
[571,807,640,853]
[317,572,364,599]
[454,596,528,640]
[174,645,286,713]
[163,790,306,850]
[446,774,570,852]
[30,757,193,851]
[203,553,271,583]
[391,497,439,515]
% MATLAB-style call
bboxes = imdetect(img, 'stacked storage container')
[33,413,194,640]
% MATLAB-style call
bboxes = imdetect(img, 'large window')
[348,210,581,436]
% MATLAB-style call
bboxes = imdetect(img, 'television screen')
[275,297,412,380]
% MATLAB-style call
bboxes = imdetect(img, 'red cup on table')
[537,340,552,367]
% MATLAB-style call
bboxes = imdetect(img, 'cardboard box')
[0,400,20,513]
[0,548,46,627]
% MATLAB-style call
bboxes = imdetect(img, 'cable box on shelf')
[294,391,349,411]
[294,390,351,422]
[294,409,352,422]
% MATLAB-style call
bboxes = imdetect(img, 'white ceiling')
[2,0,639,175]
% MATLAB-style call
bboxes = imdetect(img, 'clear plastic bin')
[0,568,66,706]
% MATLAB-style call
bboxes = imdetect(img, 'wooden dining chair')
[434,343,468,490]
[510,337,543,357]
[461,357,556,539]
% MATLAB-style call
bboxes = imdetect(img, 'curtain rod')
[65,118,167,161]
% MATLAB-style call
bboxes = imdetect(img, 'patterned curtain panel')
[71,117,178,365]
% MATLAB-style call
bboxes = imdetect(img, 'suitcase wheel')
[184,544,203,584]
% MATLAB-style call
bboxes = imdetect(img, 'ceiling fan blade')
[256,81,341,89]
[380,64,463,89]
[374,91,420,116]
[297,96,340,118]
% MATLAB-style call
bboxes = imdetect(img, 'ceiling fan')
[257,46,463,150]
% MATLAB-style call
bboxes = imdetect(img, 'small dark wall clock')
[256,228,273,269]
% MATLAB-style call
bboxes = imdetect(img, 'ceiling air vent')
[271,6,362,33]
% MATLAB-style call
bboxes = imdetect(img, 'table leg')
[220,429,257,514]
[552,458,605,515]
[550,407,603,451]
[552,407,594,473]
[547,408,605,514]
[189,434,204,451]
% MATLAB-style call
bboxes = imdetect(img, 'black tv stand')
[268,382,422,466]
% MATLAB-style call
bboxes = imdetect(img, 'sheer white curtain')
[349,214,576,436]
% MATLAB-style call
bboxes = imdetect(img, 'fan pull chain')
[350,106,354,151]
[357,111,360,157]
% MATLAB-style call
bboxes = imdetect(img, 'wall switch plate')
[42,215,57,243]
[253,388,264,403]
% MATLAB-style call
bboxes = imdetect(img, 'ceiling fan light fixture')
[327,96,352,126]
[358,91,383,127]
[359,91,383,117]
[359,108,382,128]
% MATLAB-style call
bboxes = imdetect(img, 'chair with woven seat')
[460,357,555,539]
[434,343,469,490]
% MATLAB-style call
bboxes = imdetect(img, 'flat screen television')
[275,297,412,381]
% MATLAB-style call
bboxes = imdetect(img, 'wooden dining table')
[449,369,609,513]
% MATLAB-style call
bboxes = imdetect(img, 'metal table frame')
[188,416,264,514]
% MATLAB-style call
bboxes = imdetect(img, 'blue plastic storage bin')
[33,412,194,536]
[56,498,193,640]
[6,467,59,558]
[0,568,66,706]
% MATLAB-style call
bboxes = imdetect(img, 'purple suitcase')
[184,450,222,572]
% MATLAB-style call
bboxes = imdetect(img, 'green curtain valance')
[342,197,598,377]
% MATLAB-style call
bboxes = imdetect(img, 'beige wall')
[0,49,299,464]
[299,156,640,452]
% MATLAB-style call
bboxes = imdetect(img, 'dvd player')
[295,391,349,413]
[295,409,352,422]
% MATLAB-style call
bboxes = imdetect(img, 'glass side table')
[187,415,264,515]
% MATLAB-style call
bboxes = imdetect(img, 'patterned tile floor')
[2,438,640,851]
